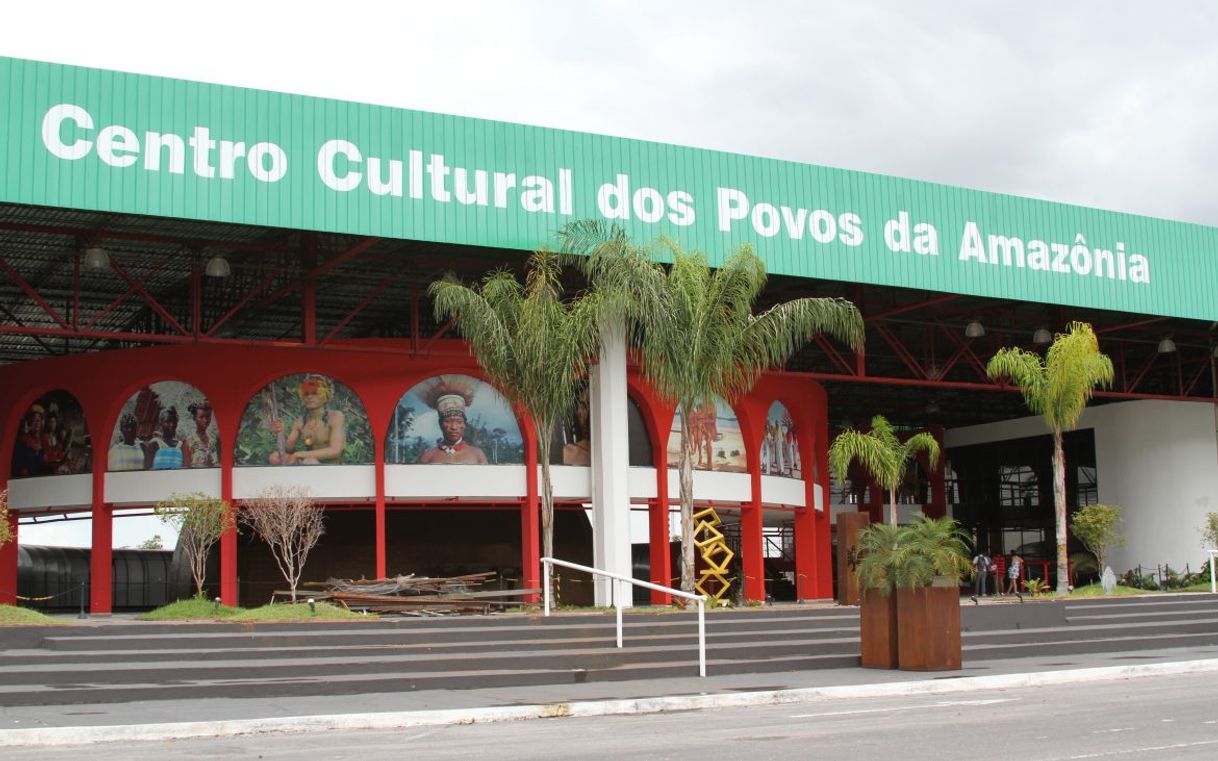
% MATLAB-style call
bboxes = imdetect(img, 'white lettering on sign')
[959,223,1149,283]
[716,187,862,246]
[40,104,287,183]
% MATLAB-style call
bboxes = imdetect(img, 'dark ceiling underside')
[1,201,1213,430]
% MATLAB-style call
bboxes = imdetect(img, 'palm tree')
[855,514,971,594]
[429,249,603,567]
[561,221,865,595]
[986,321,1113,596]
[828,415,940,527]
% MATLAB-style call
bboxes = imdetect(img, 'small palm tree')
[561,221,864,595]
[855,514,971,594]
[986,321,1113,595]
[429,249,604,567]
[828,415,940,527]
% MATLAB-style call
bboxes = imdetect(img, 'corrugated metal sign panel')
[2,56,1215,320]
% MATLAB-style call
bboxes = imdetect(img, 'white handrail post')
[697,598,706,677]
[543,558,551,617]
[540,556,708,677]
[615,578,623,649]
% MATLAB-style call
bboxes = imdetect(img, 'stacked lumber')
[301,573,540,616]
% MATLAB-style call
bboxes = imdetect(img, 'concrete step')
[2,594,1215,708]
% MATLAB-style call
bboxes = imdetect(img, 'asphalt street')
[7,670,1216,760]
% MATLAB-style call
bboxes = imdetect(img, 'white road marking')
[791,697,1013,718]
[1056,739,1218,759]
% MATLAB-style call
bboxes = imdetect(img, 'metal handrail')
[541,556,708,677]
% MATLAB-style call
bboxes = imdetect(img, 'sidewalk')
[3,644,1217,747]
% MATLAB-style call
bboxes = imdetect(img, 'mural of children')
[108,413,145,471]
[144,407,191,470]
[184,399,218,468]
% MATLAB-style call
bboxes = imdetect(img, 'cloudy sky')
[4,1,1218,226]
[5,1,1216,545]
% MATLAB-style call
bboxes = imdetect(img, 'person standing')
[971,549,991,601]
[1007,552,1024,599]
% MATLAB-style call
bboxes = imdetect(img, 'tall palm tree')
[986,321,1113,596]
[429,249,604,566]
[561,221,865,595]
[828,415,940,527]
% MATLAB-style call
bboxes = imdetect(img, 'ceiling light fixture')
[1157,337,1177,354]
[964,320,985,339]
[205,253,232,278]
[1032,327,1052,345]
[82,245,109,270]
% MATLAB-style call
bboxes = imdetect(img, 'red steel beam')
[786,370,1213,403]
[864,293,958,322]
[321,276,394,344]
[814,334,856,376]
[1125,350,1160,394]
[108,258,191,336]
[0,220,294,252]
[247,237,381,315]
[203,269,289,338]
[871,322,927,379]
[421,319,454,354]
[0,255,70,329]
[937,325,990,380]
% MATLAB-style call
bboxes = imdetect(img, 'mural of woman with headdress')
[418,376,488,464]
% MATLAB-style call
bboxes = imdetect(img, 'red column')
[89,465,112,613]
[374,440,387,579]
[811,383,834,599]
[220,447,238,606]
[0,507,17,605]
[521,425,539,603]
[743,465,765,603]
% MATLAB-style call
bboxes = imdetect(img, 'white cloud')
[3,2,1216,223]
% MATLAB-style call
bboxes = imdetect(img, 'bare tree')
[241,484,325,603]
[155,492,235,599]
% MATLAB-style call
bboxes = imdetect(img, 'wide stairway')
[1,593,1216,707]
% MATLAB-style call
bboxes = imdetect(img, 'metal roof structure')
[2,200,1212,431]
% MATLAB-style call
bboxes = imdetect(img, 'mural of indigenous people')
[236,373,372,466]
[627,396,653,467]
[386,375,523,465]
[763,401,802,480]
[11,391,91,478]
[109,382,219,471]
[549,382,591,466]
[666,396,746,473]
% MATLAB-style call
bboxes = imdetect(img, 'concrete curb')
[4,658,1218,747]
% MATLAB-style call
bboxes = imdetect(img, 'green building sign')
[2,56,1215,320]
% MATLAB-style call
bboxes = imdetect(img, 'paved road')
[8,671,1217,760]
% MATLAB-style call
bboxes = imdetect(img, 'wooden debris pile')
[302,572,540,616]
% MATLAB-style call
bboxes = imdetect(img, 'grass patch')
[138,597,243,620]
[1068,583,1152,597]
[1170,581,1217,593]
[231,601,370,621]
[0,604,61,625]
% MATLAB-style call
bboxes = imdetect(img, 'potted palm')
[856,514,971,671]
